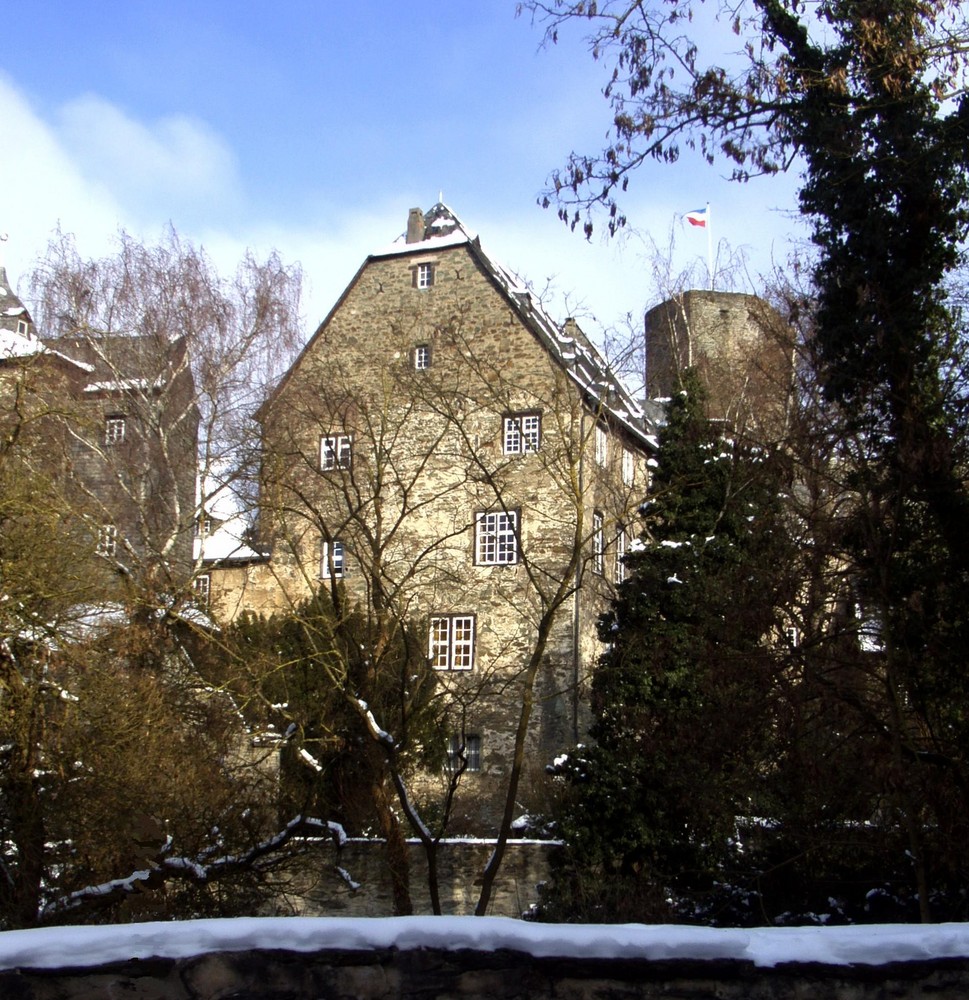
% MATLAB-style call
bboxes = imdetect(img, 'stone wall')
[5,946,969,999]
[281,838,555,918]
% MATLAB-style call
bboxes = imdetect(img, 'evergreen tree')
[544,373,796,922]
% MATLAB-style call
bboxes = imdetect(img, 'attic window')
[413,262,435,289]
[16,320,28,336]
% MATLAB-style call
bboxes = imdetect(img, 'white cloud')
[55,93,244,223]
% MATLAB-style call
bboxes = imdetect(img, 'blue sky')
[1,1,805,340]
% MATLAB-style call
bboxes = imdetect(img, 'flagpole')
[706,201,713,291]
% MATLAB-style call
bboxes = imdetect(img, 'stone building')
[207,203,657,825]
[645,289,792,439]
[0,266,199,592]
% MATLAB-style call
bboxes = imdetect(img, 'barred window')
[320,433,352,471]
[475,509,519,566]
[413,344,431,370]
[622,447,635,486]
[105,415,126,445]
[615,527,626,584]
[595,423,608,466]
[429,615,475,671]
[97,523,118,558]
[320,540,346,579]
[503,412,541,454]
[593,510,604,576]
[447,733,482,772]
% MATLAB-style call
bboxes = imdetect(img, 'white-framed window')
[194,573,211,605]
[16,319,28,336]
[595,423,608,466]
[105,415,126,445]
[475,509,520,566]
[503,412,541,454]
[784,625,801,648]
[622,447,635,487]
[413,344,431,370]
[96,523,118,558]
[592,510,604,576]
[320,433,352,471]
[447,733,482,772]
[320,539,346,579]
[429,614,475,671]
[615,527,626,584]
[414,262,435,289]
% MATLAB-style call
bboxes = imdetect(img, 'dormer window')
[413,262,435,289]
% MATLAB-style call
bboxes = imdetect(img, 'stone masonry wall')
[5,947,969,999]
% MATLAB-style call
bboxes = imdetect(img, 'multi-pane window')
[320,539,346,579]
[622,448,635,487]
[320,433,352,471]
[194,573,211,605]
[592,510,604,576]
[615,527,627,584]
[429,615,475,671]
[503,412,541,455]
[413,344,431,370]
[105,415,126,445]
[595,423,608,466]
[447,733,482,772]
[475,509,520,565]
[96,523,118,558]
[415,262,434,288]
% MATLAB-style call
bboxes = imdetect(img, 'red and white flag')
[684,207,708,228]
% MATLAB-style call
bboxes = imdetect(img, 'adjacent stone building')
[0,266,199,592]
[645,289,792,439]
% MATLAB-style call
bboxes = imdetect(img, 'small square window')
[320,539,346,579]
[447,733,482,772]
[194,573,211,605]
[413,344,431,370]
[97,523,118,558]
[429,615,475,670]
[592,511,604,576]
[415,262,435,289]
[475,510,519,566]
[503,412,541,455]
[320,433,352,471]
[105,415,126,445]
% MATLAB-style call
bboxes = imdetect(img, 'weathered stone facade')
[645,289,792,439]
[208,204,655,826]
[0,271,199,589]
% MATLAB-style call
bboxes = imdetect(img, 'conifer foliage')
[545,373,795,922]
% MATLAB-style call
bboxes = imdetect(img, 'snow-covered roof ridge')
[373,204,655,446]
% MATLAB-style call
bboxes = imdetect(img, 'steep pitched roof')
[263,204,657,448]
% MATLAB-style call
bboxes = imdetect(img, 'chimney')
[406,208,425,244]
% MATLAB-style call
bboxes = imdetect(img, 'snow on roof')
[369,204,656,448]
[1,916,968,971]
[197,514,266,564]
[0,328,94,372]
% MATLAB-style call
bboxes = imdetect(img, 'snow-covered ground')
[2,917,969,971]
